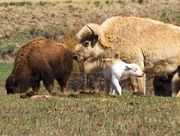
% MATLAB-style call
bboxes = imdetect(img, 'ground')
[0,0,180,135]
[0,92,180,136]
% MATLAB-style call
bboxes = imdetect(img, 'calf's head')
[125,64,144,77]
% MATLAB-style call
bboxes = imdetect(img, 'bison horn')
[85,24,112,48]
[86,25,95,37]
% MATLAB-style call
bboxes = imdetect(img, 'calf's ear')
[125,65,133,70]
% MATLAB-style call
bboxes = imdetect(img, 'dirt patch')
[20,91,118,99]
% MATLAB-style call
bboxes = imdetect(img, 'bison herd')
[5,16,180,97]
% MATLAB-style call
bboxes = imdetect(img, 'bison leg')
[130,58,145,95]
[42,71,55,93]
[112,77,122,95]
[32,80,40,93]
[44,84,54,93]
[103,79,110,94]
[176,91,180,97]
[130,76,144,95]
[57,77,68,93]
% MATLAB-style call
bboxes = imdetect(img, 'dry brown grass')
[0,0,179,43]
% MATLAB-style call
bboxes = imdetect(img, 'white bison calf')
[103,59,144,95]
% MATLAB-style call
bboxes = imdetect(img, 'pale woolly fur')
[77,16,180,74]
[84,58,118,73]
[84,61,100,73]
[74,16,180,94]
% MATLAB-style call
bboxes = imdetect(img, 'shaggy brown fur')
[73,16,180,95]
[6,39,73,94]
[153,71,176,97]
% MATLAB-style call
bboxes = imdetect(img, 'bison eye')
[83,41,91,47]
[134,68,138,71]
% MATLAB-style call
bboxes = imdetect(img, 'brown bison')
[73,16,180,95]
[6,39,73,94]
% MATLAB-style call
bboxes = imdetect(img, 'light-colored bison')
[73,16,180,95]
[102,58,143,95]
[6,39,73,94]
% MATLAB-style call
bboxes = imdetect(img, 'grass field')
[0,63,13,88]
[0,0,180,135]
[0,63,13,81]
[0,62,180,135]
[0,92,180,136]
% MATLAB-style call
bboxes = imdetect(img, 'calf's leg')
[104,79,110,94]
[112,77,122,95]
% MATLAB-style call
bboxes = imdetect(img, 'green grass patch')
[1,27,65,48]
[38,1,48,6]
[0,63,13,81]
[0,93,179,136]
[1,30,33,47]
[0,1,32,7]
[63,0,72,3]
[175,12,180,21]
[160,9,178,22]
[94,0,101,7]
[0,44,16,56]
[0,1,59,8]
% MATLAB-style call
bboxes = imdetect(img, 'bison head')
[6,75,31,94]
[73,23,112,72]
[6,75,21,94]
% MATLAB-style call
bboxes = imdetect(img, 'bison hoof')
[132,91,144,96]
[51,91,63,96]
[20,91,37,98]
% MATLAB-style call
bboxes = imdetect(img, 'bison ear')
[100,35,112,48]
